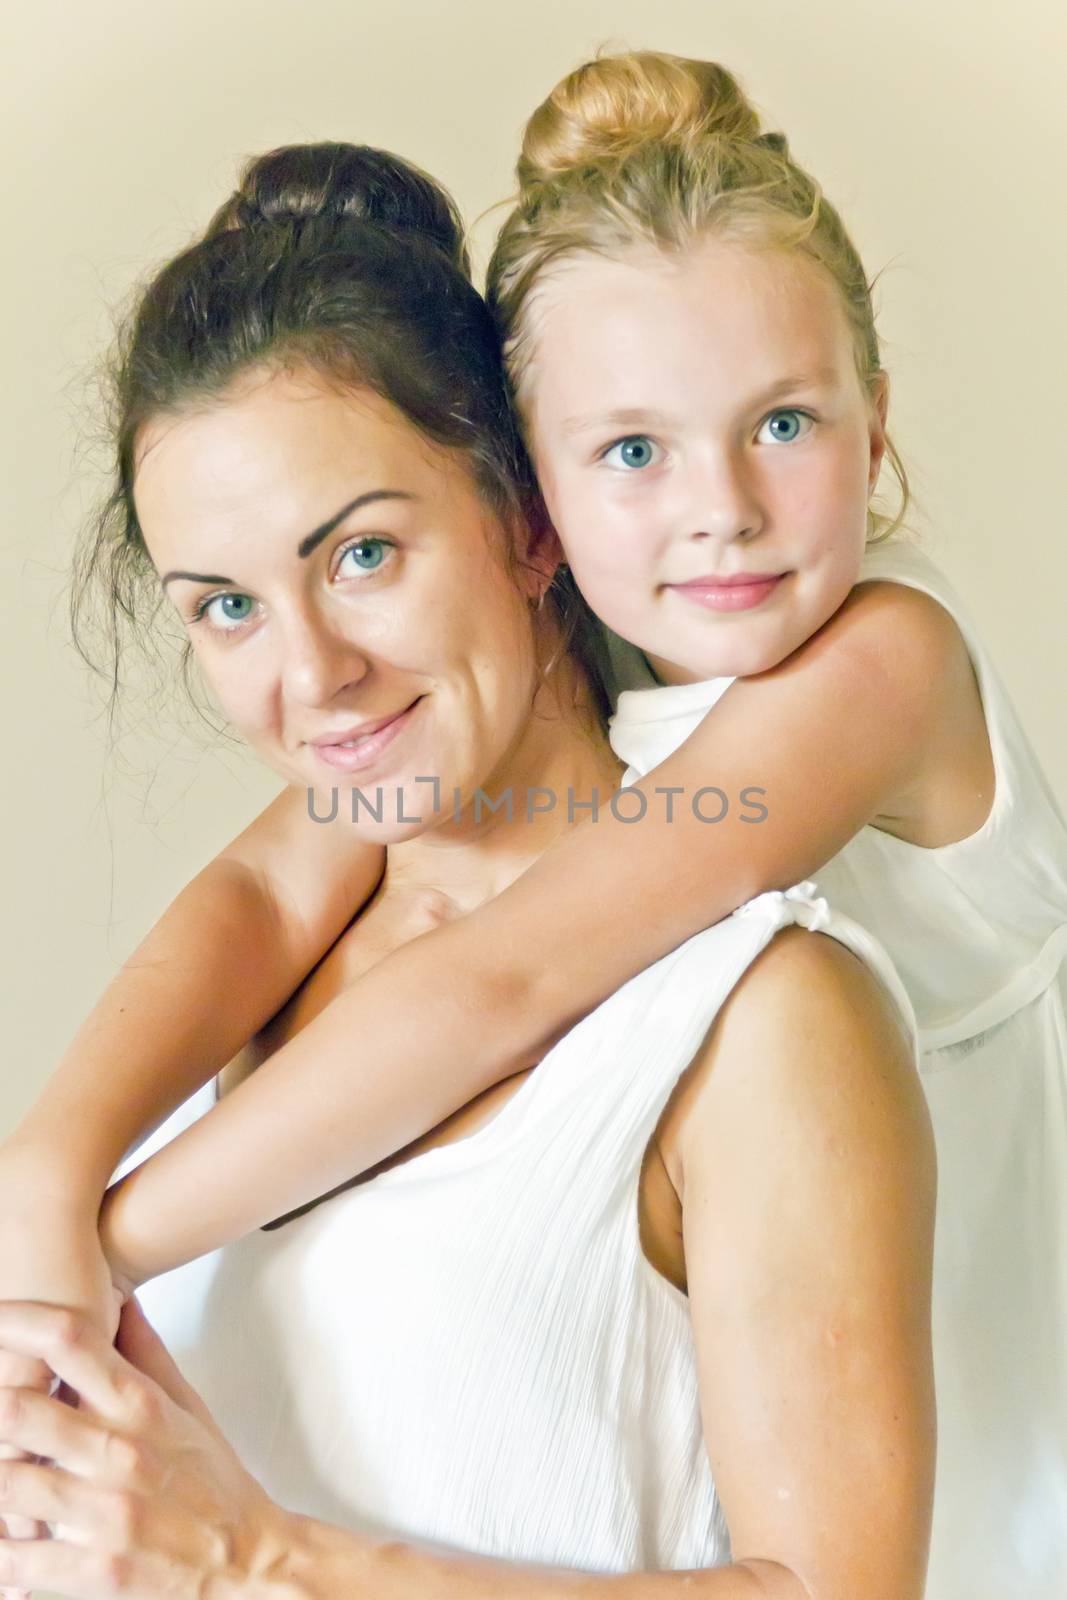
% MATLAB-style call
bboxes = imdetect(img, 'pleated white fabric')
[608,537,1067,1599]
[136,887,915,1576]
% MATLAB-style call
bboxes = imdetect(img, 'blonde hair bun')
[490,48,908,541]
[518,49,767,194]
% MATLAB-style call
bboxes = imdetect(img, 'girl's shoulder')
[829,576,994,845]
[843,537,984,676]
[841,537,1004,702]
[820,567,976,730]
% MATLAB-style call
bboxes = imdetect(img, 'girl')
[3,47,1064,1598]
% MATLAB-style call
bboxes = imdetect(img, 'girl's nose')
[280,603,372,707]
[686,447,765,545]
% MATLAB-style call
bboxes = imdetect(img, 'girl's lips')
[668,574,787,613]
[309,697,423,773]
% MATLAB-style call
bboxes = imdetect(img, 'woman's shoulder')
[645,919,930,1294]
[658,925,923,1208]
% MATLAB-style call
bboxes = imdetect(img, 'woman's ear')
[517,498,566,602]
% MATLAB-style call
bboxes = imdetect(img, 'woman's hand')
[0,1147,125,1580]
[0,1298,310,1598]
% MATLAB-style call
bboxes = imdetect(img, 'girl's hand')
[0,1152,126,1339]
[0,1299,302,1598]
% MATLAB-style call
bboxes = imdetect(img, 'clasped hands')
[0,1298,304,1599]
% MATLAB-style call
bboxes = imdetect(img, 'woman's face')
[134,368,549,840]
[524,235,888,685]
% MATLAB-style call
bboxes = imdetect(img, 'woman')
[0,143,934,1597]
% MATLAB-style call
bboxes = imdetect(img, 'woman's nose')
[279,604,372,706]
[684,447,765,545]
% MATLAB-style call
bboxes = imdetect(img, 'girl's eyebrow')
[160,489,418,589]
[749,368,840,406]
[561,369,841,439]
[562,406,679,437]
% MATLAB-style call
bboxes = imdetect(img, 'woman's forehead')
[137,371,425,474]
[134,372,458,550]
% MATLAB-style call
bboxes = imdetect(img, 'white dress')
[606,536,1067,1600]
[134,889,917,1576]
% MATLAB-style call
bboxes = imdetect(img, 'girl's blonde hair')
[486,49,908,542]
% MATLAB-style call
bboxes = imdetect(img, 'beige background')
[2,0,1064,1154]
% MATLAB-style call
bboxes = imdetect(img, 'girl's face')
[525,236,888,685]
[134,368,552,840]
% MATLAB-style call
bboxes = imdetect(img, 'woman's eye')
[338,537,394,574]
[602,435,662,471]
[758,409,814,444]
[189,537,396,638]
[192,593,255,634]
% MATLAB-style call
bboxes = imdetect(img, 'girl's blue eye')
[759,409,813,444]
[603,435,660,471]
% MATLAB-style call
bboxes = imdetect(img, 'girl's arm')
[5,782,383,1199]
[0,784,381,1553]
[98,579,973,1281]
[0,779,382,1349]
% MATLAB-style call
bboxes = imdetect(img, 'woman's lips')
[668,573,787,613]
[309,698,423,773]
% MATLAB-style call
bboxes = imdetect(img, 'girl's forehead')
[543,239,844,341]
[527,240,853,415]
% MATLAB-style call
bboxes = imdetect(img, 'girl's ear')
[867,371,890,495]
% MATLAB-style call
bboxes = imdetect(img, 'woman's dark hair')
[72,142,610,736]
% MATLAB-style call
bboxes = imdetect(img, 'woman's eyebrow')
[160,489,418,589]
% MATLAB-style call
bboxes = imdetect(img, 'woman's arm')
[99,580,965,1278]
[675,926,937,1600]
[0,1282,917,1600]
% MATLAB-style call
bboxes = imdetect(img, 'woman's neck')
[385,655,622,912]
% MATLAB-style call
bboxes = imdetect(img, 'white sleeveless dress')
[134,889,917,1577]
[606,537,1067,1599]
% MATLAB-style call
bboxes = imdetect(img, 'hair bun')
[518,50,764,194]
[206,142,468,270]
